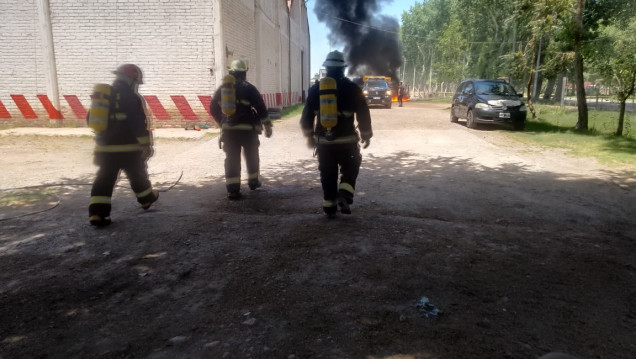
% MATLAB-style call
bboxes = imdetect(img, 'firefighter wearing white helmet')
[210,58,272,199]
[300,50,373,218]
[87,63,158,226]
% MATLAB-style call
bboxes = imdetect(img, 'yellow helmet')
[229,59,248,72]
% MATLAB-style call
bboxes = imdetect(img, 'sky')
[306,0,421,78]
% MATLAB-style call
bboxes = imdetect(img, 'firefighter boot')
[89,215,112,227]
[323,200,337,219]
[141,190,159,210]
[227,191,242,200]
[248,180,262,190]
[337,196,352,215]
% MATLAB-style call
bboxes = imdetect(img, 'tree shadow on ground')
[1,153,635,359]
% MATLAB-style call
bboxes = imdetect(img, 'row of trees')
[399,0,636,135]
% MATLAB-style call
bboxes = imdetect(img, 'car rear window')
[475,81,517,95]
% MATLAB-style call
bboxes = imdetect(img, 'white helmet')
[229,59,248,72]
[323,50,347,68]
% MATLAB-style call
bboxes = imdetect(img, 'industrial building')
[0,0,310,127]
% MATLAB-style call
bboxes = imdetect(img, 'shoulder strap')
[108,86,118,120]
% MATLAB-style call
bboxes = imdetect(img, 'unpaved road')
[1,102,635,359]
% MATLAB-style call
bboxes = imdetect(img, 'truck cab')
[362,76,392,109]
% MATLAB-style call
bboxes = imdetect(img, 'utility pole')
[36,0,60,122]
[428,48,434,94]
[212,1,225,86]
[560,76,567,108]
[532,36,542,99]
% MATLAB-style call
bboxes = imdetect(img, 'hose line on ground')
[0,170,183,222]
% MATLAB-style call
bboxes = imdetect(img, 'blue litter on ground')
[416,296,442,318]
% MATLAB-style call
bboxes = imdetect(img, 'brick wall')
[1,0,48,120]
[0,0,310,127]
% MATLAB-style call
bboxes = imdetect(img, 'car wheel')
[466,110,478,129]
[450,107,459,123]
[513,120,525,131]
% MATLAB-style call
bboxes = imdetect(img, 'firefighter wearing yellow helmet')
[210,58,272,199]
[87,64,158,226]
[300,50,373,218]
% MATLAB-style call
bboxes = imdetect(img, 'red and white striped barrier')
[0,91,303,125]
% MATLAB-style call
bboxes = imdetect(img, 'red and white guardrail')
[0,92,302,122]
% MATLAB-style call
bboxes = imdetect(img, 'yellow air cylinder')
[88,83,112,132]
[319,77,338,132]
[221,74,236,117]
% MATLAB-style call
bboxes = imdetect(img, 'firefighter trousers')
[221,130,260,193]
[316,143,362,213]
[89,151,156,217]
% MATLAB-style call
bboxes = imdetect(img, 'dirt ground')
[1,102,635,359]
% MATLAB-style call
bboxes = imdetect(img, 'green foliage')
[588,18,636,101]
[398,0,634,108]
[434,16,468,82]
[400,0,452,84]
[584,0,634,32]
[500,51,529,84]
[585,15,636,135]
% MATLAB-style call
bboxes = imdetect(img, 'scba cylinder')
[88,84,112,132]
[319,77,338,132]
[221,74,236,117]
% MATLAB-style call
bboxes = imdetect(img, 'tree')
[397,0,632,106]
[401,0,452,89]
[453,0,528,81]
[572,0,589,129]
[434,16,469,82]
[514,0,573,118]
[588,18,636,136]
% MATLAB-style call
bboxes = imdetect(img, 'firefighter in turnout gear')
[210,59,272,199]
[87,64,159,226]
[300,50,373,218]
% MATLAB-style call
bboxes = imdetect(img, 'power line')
[313,9,514,44]
[314,10,401,35]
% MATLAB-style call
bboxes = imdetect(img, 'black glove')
[306,136,316,149]
[361,138,371,149]
[141,145,154,159]
[264,123,273,138]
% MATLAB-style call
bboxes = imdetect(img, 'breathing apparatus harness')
[319,77,338,141]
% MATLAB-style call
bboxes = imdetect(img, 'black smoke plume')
[314,0,403,81]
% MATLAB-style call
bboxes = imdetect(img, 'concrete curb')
[0,127,219,139]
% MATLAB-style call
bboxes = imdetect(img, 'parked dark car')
[362,79,392,109]
[450,79,527,130]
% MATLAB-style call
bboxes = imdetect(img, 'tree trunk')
[616,75,636,136]
[573,0,588,130]
[616,99,625,136]
[554,69,566,102]
[543,77,556,100]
